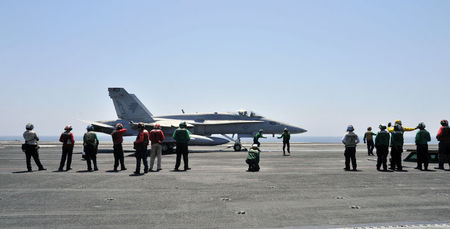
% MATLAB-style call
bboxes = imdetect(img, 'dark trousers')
[246,159,260,172]
[85,145,98,171]
[253,139,260,147]
[438,141,450,168]
[390,146,403,170]
[175,143,189,170]
[113,144,126,170]
[135,148,148,173]
[59,145,73,170]
[416,144,429,170]
[24,145,44,171]
[283,141,290,154]
[344,147,357,170]
[376,145,389,170]
[367,140,375,155]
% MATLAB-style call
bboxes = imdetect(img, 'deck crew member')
[134,122,149,175]
[253,129,266,147]
[22,123,46,172]
[83,125,99,172]
[342,125,360,171]
[375,125,390,171]
[58,125,74,171]
[436,120,450,170]
[415,122,431,171]
[173,122,191,171]
[278,128,291,156]
[363,127,376,156]
[149,123,165,172]
[112,123,127,172]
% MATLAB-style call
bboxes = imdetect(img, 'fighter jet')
[84,88,306,151]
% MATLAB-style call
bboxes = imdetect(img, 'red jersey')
[134,130,149,146]
[149,129,165,145]
[437,126,450,141]
[112,128,127,145]
[59,132,74,146]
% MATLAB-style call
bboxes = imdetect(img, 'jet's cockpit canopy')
[237,110,261,118]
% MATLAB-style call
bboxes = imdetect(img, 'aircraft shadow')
[105,170,119,173]
[12,170,31,174]
[52,170,67,173]
[422,169,436,172]
[76,170,93,173]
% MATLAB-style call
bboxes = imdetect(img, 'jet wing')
[193,120,264,126]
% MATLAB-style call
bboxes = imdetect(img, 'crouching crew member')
[134,123,149,175]
[363,127,376,156]
[22,123,46,172]
[149,123,165,172]
[253,129,266,147]
[342,125,360,171]
[436,120,450,170]
[278,128,291,156]
[173,122,191,171]
[58,125,74,171]
[112,123,127,172]
[246,144,261,172]
[375,125,390,171]
[415,122,431,171]
[83,125,99,172]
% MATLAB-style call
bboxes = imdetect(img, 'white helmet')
[26,123,34,130]
[64,125,72,131]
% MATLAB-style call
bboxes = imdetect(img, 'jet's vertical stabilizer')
[108,88,154,122]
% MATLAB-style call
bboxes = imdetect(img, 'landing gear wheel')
[233,143,242,152]
[162,144,175,154]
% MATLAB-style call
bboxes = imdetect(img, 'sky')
[0,0,449,138]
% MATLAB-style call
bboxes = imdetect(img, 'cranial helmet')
[26,123,34,130]
[137,122,145,129]
[64,125,72,131]
[417,122,426,129]
[347,125,354,132]
[87,124,93,131]
[179,122,187,128]
[395,120,402,125]
[252,144,259,149]
[154,123,160,129]
[441,120,448,126]
[367,127,372,131]
[284,128,288,132]
[259,129,264,133]
[116,123,123,129]
[379,124,386,130]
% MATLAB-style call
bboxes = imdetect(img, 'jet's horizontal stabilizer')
[108,88,154,122]
[80,120,115,134]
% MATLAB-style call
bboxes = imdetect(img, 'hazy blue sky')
[1,0,449,138]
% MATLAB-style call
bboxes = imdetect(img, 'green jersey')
[278,132,290,142]
[172,128,191,144]
[83,131,99,147]
[415,129,431,145]
[247,149,260,163]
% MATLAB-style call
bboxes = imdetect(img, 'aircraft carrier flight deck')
[0,142,449,229]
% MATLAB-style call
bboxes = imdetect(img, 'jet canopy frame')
[237,110,261,118]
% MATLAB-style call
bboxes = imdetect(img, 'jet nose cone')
[289,126,307,134]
